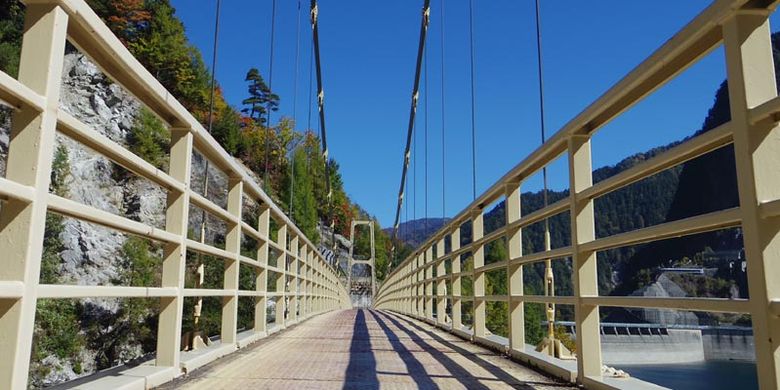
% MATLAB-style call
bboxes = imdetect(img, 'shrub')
[128,107,169,169]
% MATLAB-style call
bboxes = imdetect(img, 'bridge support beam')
[0,4,67,389]
[723,11,780,390]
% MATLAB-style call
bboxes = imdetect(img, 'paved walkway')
[162,309,574,389]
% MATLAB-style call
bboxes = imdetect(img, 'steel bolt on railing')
[374,1,780,389]
[0,1,350,389]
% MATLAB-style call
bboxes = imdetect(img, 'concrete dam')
[561,322,755,365]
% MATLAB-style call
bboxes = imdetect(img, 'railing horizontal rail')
[580,122,733,201]
[581,296,751,314]
[181,289,237,297]
[189,190,238,226]
[516,295,578,305]
[0,178,35,203]
[47,194,179,243]
[760,198,780,219]
[0,282,25,299]
[56,111,184,192]
[37,285,178,299]
[0,70,45,111]
[579,207,741,253]
[749,94,780,124]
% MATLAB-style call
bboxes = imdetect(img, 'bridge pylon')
[347,220,376,308]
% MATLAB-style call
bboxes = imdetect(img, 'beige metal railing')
[374,1,780,389]
[0,1,351,389]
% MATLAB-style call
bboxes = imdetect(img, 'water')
[618,361,757,390]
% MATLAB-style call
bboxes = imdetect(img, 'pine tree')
[241,68,279,125]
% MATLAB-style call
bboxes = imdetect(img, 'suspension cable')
[310,0,335,248]
[290,0,302,218]
[413,117,417,223]
[391,0,431,250]
[440,0,446,219]
[307,38,314,134]
[193,0,221,344]
[424,35,429,233]
[264,0,277,191]
[535,0,550,246]
[468,0,477,201]
[292,0,301,125]
[534,0,557,345]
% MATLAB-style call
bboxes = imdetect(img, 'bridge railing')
[0,1,351,388]
[375,1,780,389]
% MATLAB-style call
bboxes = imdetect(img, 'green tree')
[0,0,23,78]
[127,0,210,112]
[128,107,170,169]
[241,68,279,125]
[283,147,319,242]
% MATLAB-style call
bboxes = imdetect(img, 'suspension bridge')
[0,0,779,389]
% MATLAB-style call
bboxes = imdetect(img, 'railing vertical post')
[472,210,486,338]
[416,254,422,317]
[451,228,462,331]
[301,248,308,319]
[315,263,320,313]
[404,261,415,314]
[0,5,67,388]
[289,236,299,323]
[156,128,193,369]
[276,224,287,327]
[506,182,524,352]
[723,11,780,390]
[425,246,434,321]
[568,135,602,382]
[408,263,413,314]
[222,178,242,345]
[255,206,270,333]
[436,238,446,326]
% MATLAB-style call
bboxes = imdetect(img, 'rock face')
[0,52,246,386]
[631,273,699,325]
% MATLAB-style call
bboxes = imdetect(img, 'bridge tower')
[347,220,376,308]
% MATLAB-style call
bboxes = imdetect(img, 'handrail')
[0,1,351,389]
[375,1,780,390]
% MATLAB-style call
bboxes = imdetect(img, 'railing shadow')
[366,309,439,389]
[376,310,563,389]
[344,309,379,389]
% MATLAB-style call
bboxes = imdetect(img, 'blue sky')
[171,0,780,228]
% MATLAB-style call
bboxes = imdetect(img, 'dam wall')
[601,329,705,365]
[702,328,755,361]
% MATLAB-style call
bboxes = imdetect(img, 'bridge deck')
[164,309,573,389]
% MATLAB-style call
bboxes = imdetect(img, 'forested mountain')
[384,218,450,248]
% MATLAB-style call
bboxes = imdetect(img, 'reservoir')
[618,361,758,390]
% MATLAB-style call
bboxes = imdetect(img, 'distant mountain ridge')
[383,218,450,248]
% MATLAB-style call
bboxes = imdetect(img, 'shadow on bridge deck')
[160,309,574,389]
